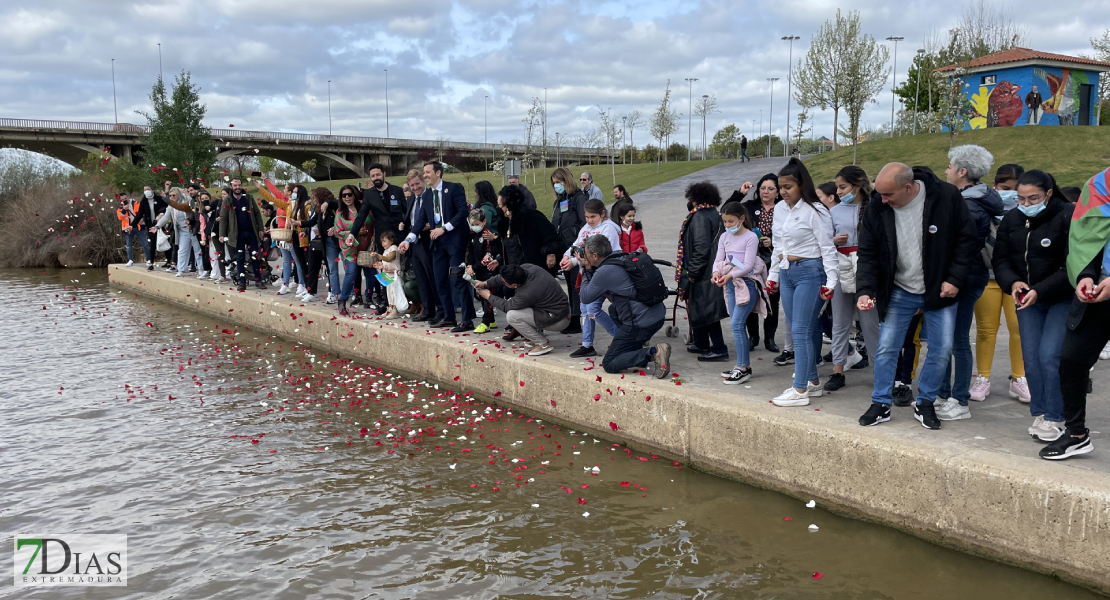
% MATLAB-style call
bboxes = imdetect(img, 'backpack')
[601,251,668,306]
[981,215,1001,271]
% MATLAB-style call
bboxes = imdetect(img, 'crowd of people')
[115,151,1110,461]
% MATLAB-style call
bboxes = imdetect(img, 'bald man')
[855,163,979,430]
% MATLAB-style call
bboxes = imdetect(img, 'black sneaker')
[723,367,752,385]
[1040,432,1093,460]
[823,351,833,363]
[859,402,891,426]
[914,401,941,430]
[851,356,869,370]
[892,383,913,407]
[773,351,795,366]
[570,346,597,358]
[824,372,846,391]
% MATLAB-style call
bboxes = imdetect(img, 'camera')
[571,245,585,258]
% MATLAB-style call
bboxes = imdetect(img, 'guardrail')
[0,117,595,154]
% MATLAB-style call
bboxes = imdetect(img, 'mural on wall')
[969,81,1024,129]
[951,64,1099,130]
[1035,68,1091,126]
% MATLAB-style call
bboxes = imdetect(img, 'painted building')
[936,47,1109,130]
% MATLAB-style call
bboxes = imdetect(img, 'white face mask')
[291,192,298,201]
[470,224,484,233]
[144,190,153,199]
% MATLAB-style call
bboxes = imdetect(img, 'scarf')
[1067,168,1110,285]
[675,204,714,299]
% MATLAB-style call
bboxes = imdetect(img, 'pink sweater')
[712,229,768,318]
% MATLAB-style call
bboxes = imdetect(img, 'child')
[372,231,402,319]
[616,203,647,254]
[712,201,766,384]
[560,198,623,358]
[464,208,503,334]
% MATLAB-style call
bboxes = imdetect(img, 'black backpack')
[601,251,668,306]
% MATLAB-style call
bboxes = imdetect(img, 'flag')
[375,272,394,287]
[1067,167,1110,286]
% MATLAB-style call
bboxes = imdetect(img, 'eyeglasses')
[1016,194,1045,206]
[579,178,589,182]
[341,193,354,198]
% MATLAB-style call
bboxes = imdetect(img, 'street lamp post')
[684,78,698,161]
[157,43,162,80]
[621,116,627,164]
[543,87,547,148]
[384,69,389,138]
[111,58,118,124]
[782,35,800,157]
[767,78,779,156]
[758,110,763,149]
[913,48,925,135]
[701,95,708,160]
[484,95,488,144]
[886,36,904,137]
[327,80,332,135]
[555,133,561,167]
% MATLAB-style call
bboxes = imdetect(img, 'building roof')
[935,47,1110,73]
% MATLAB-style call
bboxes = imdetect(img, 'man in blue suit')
[399,169,439,322]
[399,161,475,331]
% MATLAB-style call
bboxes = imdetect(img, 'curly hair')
[499,185,525,213]
[684,181,722,207]
[310,186,336,207]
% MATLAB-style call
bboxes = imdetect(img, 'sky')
[2,0,1107,154]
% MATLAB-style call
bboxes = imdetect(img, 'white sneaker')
[1009,377,1031,403]
[175,272,185,277]
[1101,342,1110,360]
[845,350,863,370]
[296,284,307,297]
[935,398,971,420]
[325,293,337,305]
[301,293,315,303]
[773,387,811,407]
[969,376,990,401]
[125,260,134,267]
[1030,417,1064,442]
[197,271,208,279]
[807,382,824,397]
[527,343,553,356]
[277,284,290,295]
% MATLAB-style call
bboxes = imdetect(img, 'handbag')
[357,251,374,267]
[156,229,171,252]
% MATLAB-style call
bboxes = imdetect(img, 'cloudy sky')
[2,0,1107,151]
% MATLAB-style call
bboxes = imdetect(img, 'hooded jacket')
[856,167,980,320]
[959,182,1005,289]
[993,196,1074,305]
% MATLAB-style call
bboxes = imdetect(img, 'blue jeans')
[741,148,749,161]
[871,287,957,406]
[1015,300,1068,422]
[176,232,203,274]
[323,237,342,295]
[582,298,617,346]
[725,278,758,367]
[125,228,149,262]
[340,258,372,301]
[281,247,305,286]
[939,283,986,405]
[601,307,664,374]
[779,258,825,390]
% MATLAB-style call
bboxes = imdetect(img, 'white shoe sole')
[937,411,971,421]
[1032,428,1065,442]
[1009,390,1031,403]
[1042,440,1093,460]
[861,415,891,427]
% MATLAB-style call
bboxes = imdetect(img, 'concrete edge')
[108,265,1110,593]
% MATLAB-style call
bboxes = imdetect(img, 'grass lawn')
[804,127,1110,188]
[305,159,734,200]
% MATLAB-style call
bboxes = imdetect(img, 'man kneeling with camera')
[475,264,571,356]
[577,234,672,377]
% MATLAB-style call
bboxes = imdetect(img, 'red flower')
[812,572,823,580]
[577,498,587,505]
[609,422,620,431]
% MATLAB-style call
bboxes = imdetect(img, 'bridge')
[0,118,596,180]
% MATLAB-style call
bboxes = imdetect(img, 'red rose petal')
[519,381,525,387]
[812,572,823,580]
[619,482,631,487]
[577,498,587,505]
[609,422,620,431]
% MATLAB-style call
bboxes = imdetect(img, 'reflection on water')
[0,268,1101,600]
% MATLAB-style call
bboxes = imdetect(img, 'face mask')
[144,190,153,199]
[1018,202,1047,218]
[725,225,740,235]
[291,192,298,201]
[470,224,484,233]
[554,183,565,195]
[839,191,856,204]
[998,190,1018,204]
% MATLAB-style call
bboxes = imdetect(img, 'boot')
[338,299,350,317]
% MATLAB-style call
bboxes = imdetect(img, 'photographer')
[475,264,570,357]
[578,234,671,378]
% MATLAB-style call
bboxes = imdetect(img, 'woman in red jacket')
[616,203,647,254]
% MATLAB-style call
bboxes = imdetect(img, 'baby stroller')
[651,258,690,342]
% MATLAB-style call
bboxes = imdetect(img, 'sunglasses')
[579,179,589,182]
[341,193,354,198]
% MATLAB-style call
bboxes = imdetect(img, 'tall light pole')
[543,87,548,148]
[484,95,488,144]
[766,78,779,156]
[782,35,800,157]
[700,95,708,160]
[327,80,332,135]
[384,69,389,138]
[555,133,561,167]
[111,58,118,124]
[684,78,698,161]
[157,43,162,80]
[758,110,763,147]
[913,48,925,135]
[886,36,904,137]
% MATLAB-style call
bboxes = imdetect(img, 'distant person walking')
[740,135,749,162]
[1025,86,1043,125]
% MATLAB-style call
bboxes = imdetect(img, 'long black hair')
[835,165,872,231]
[290,184,310,219]
[337,185,362,220]
[755,173,780,203]
[1016,170,1066,204]
[777,157,822,210]
[474,180,498,207]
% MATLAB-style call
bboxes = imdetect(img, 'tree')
[793,10,854,150]
[693,95,719,159]
[622,110,643,163]
[596,106,621,186]
[258,156,277,178]
[137,71,218,187]
[1091,29,1110,124]
[793,108,813,151]
[841,33,890,164]
[709,124,740,158]
[649,81,681,172]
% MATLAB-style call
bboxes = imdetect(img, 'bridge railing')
[0,118,596,154]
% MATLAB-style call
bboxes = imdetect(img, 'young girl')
[616,203,647,254]
[766,158,839,406]
[712,202,766,384]
[465,208,503,333]
[560,198,623,358]
[373,231,402,319]
[816,182,839,209]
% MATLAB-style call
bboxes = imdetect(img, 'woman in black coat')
[992,170,1074,443]
[678,181,729,361]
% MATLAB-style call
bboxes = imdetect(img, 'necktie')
[433,189,442,225]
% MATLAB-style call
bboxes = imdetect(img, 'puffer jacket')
[551,189,588,248]
[992,196,1074,305]
[960,182,1005,289]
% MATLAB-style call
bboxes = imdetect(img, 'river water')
[0,268,1101,599]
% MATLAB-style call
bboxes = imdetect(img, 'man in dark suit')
[347,163,409,310]
[400,161,474,331]
[398,169,440,322]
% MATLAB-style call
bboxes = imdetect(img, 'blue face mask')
[839,191,856,204]
[554,183,565,195]
[998,190,1018,205]
[725,225,740,235]
[290,192,298,201]
[1018,202,1047,218]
